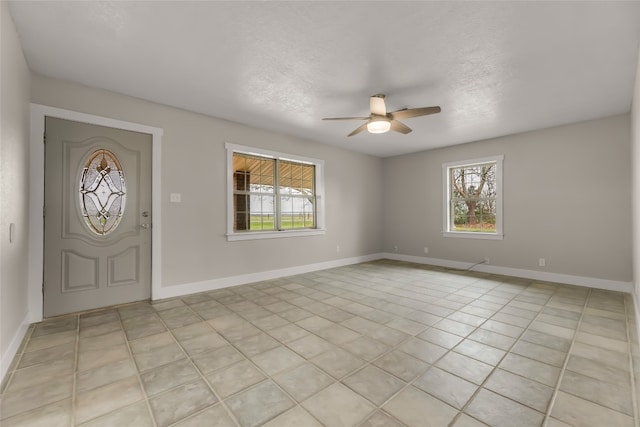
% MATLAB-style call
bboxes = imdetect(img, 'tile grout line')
[374,274,511,425]
[117,274,640,425]
[5,261,635,427]
[217,292,344,427]
[153,298,331,427]
[0,324,34,398]
[300,264,615,425]
[235,278,433,426]
[444,277,560,426]
[266,302,408,424]
[1,319,82,424]
[87,271,478,426]
[226,281,400,422]
[541,286,591,426]
[343,272,538,425]
[118,297,235,426]
[328,266,540,425]
[237,312,351,425]
[257,289,424,425]
[623,294,640,427]
[116,308,159,427]
[143,303,240,427]
[442,298,514,426]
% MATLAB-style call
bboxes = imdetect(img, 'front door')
[44,117,152,317]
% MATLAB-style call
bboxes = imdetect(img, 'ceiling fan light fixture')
[367,119,391,134]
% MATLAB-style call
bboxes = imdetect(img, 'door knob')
[140,223,150,229]
[142,211,150,218]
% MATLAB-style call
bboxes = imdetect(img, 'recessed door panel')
[108,246,139,287]
[61,251,98,292]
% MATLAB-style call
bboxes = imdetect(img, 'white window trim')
[226,142,326,241]
[442,155,504,240]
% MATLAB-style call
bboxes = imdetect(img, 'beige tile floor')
[2,260,640,426]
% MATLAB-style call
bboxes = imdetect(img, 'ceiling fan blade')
[348,122,369,137]
[370,94,387,116]
[390,120,412,134]
[390,106,441,120]
[322,116,369,121]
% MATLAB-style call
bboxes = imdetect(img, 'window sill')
[442,231,504,241]
[227,229,326,242]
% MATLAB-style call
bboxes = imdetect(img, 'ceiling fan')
[322,94,441,137]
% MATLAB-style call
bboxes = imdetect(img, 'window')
[226,143,325,241]
[443,155,503,240]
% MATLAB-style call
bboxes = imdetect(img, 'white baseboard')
[382,253,634,293]
[154,253,384,300]
[155,252,634,301]
[1,312,31,385]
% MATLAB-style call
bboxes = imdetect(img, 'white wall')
[1,1,32,378]
[383,114,632,283]
[30,74,383,292]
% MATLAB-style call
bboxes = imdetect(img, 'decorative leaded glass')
[79,149,126,236]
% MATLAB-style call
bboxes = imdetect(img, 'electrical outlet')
[424,247,429,254]
[393,246,398,253]
[484,257,490,264]
[539,258,546,267]
[336,245,340,253]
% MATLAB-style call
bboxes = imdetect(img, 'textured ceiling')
[8,1,640,157]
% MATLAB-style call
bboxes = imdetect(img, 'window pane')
[302,179,314,194]
[302,197,315,228]
[234,194,250,231]
[448,161,497,233]
[233,153,276,231]
[280,178,293,194]
[257,158,275,193]
[234,171,249,192]
[278,161,316,230]
[250,195,275,231]
[280,162,315,193]
[280,196,315,229]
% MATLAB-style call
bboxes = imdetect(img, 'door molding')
[29,104,163,322]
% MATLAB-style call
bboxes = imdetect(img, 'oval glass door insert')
[79,149,127,236]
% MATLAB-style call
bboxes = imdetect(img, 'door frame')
[29,104,163,322]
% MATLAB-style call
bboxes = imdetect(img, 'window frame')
[226,142,325,241]
[442,155,504,240]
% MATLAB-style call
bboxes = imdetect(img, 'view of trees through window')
[449,161,497,233]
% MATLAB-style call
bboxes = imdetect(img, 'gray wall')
[30,74,383,289]
[28,72,636,291]
[1,1,31,366]
[383,114,632,282]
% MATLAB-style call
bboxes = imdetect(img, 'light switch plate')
[170,193,182,203]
